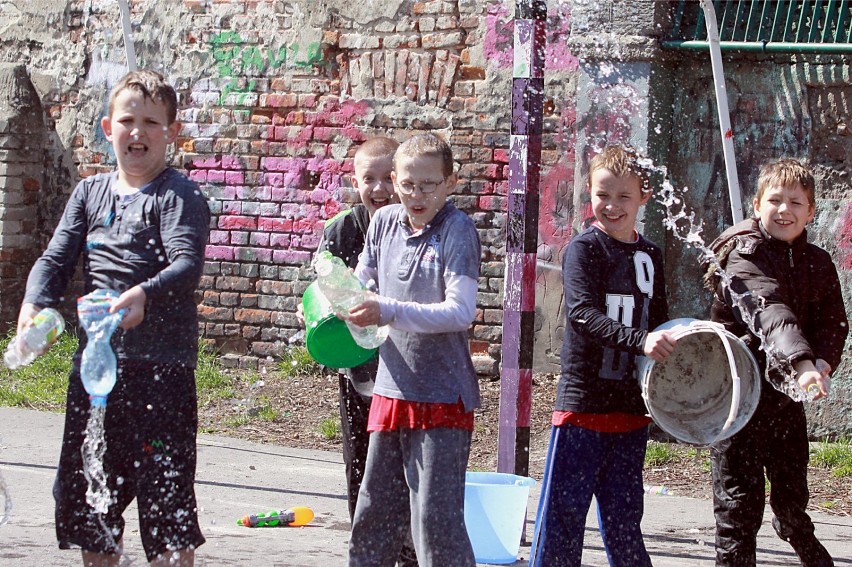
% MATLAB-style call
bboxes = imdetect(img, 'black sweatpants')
[711,399,833,567]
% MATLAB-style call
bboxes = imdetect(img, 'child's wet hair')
[587,145,652,193]
[355,136,399,161]
[755,158,816,206]
[108,69,178,124]
[394,132,454,178]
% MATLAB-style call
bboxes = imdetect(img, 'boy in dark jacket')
[17,69,209,565]
[703,158,847,567]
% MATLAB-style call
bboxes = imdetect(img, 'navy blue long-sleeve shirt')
[556,225,669,414]
[24,168,210,367]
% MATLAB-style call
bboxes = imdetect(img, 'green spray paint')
[210,31,323,104]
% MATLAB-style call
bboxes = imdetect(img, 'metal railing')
[662,0,852,53]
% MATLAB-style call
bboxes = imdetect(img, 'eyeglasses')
[396,178,446,195]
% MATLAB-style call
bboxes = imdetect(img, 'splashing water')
[81,405,121,553]
[653,164,814,403]
[0,470,11,527]
[82,406,110,514]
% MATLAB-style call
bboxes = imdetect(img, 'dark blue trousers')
[530,423,651,567]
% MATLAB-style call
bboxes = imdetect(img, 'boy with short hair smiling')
[16,69,209,566]
[530,145,676,566]
[345,132,481,566]
[703,158,847,566]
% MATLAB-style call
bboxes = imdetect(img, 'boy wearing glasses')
[344,133,481,566]
[303,136,417,566]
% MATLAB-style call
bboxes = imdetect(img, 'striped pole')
[498,0,546,477]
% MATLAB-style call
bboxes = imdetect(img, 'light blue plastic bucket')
[464,472,536,564]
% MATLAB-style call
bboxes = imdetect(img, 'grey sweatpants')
[347,427,475,567]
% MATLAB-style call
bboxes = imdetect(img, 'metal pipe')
[700,0,744,224]
[661,40,852,53]
[117,0,137,71]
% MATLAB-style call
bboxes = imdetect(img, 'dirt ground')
[199,368,851,517]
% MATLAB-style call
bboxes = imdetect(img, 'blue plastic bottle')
[77,289,126,407]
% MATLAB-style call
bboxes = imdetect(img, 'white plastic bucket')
[464,472,536,565]
[637,318,761,446]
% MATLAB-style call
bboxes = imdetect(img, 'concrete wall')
[662,54,852,437]
[0,0,850,435]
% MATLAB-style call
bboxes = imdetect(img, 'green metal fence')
[663,0,852,53]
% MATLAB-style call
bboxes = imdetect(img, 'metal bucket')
[637,318,761,446]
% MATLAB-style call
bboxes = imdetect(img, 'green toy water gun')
[237,506,314,527]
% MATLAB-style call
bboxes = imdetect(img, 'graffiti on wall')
[484,2,578,73]
[210,31,324,105]
[188,26,373,265]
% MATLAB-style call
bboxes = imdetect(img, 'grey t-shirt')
[24,168,210,367]
[360,201,481,411]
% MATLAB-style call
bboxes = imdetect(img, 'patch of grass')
[225,413,253,428]
[1,333,236,412]
[195,341,237,406]
[277,346,322,378]
[0,330,77,411]
[811,439,852,478]
[645,441,679,467]
[318,416,341,440]
[686,447,712,472]
[250,397,279,422]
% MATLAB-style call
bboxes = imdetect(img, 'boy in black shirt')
[531,145,676,566]
[17,69,209,565]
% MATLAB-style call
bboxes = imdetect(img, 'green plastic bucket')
[302,281,377,368]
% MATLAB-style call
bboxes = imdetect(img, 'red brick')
[234,309,271,324]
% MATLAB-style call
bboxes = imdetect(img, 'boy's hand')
[796,359,831,401]
[643,330,677,363]
[112,285,147,330]
[16,303,41,336]
[346,293,381,327]
[296,302,305,327]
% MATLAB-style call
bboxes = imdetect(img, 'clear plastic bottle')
[4,308,65,369]
[314,251,389,349]
[77,289,126,407]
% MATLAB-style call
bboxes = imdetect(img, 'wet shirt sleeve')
[23,180,90,306]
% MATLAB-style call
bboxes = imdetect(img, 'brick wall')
[168,0,522,369]
[0,65,46,328]
[1,0,573,372]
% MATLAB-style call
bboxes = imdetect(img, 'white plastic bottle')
[4,308,66,369]
[314,251,389,349]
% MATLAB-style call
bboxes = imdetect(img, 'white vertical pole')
[117,0,138,71]
[700,0,743,223]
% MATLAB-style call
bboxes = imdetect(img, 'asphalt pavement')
[1,406,850,566]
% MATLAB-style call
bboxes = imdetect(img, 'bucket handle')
[707,324,742,444]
